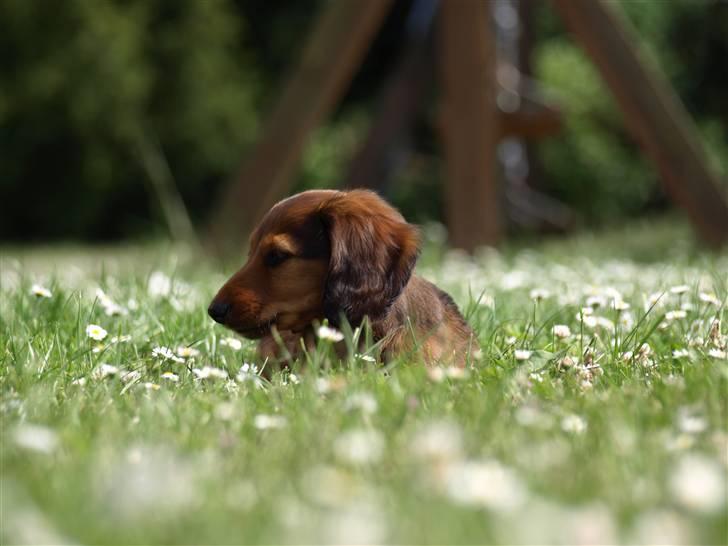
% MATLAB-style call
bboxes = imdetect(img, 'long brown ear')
[319,190,420,328]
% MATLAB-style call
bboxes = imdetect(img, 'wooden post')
[207,0,393,252]
[438,0,500,252]
[551,0,728,247]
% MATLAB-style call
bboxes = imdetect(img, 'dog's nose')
[208,301,231,324]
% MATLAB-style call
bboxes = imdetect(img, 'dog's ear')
[319,190,420,327]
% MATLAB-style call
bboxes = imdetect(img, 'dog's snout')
[208,301,231,324]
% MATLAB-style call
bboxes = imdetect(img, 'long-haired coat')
[208,190,478,367]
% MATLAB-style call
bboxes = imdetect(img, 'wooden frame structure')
[207,0,728,253]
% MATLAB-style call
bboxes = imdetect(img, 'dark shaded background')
[1,0,727,242]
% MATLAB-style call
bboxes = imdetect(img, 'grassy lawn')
[1,219,726,545]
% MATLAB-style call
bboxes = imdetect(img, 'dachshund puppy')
[208,190,478,367]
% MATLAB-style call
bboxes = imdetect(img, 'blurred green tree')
[0,0,726,240]
[0,0,258,240]
[532,0,728,226]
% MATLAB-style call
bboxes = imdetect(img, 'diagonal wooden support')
[207,0,393,252]
[551,0,728,247]
[438,0,500,252]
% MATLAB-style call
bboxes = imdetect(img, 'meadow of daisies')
[1,219,726,545]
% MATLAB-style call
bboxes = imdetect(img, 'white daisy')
[698,292,721,306]
[86,324,108,341]
[92,363,119,379]
[317,325,344,343]
[12,424,58,454]
[552,325,571,339]
[254,414,287,430]
[344,392,378,414]
[192,366,228,380]
[514,349,532,361]
[160,372,179,382]
[147,271,171,298]
[30,284,52,298]
[529,288,550,301]
[152,346,184,363]
[334,429,384,465]
[707,348,726,359]
[669,454,726,513]
[220,337,242,351]
[176,346,200,359]
[561,414,587,434]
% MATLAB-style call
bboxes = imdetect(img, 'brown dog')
[208,190,478,367]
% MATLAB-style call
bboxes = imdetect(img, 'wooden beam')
[551,0,728,247]
[207,0,393,252]
[343,17,433,192]
[498,103,562,140]
[438,0,500,252]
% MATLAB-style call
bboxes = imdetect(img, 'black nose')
[208,302,231,324]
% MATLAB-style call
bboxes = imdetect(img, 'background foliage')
[1,0,726,241]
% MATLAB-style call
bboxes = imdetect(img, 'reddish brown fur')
[209,189,479,368]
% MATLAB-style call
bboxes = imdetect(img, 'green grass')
[2,220,727,545]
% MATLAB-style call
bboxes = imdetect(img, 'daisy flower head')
[586,295,607,309]
[176,346,200,359]
[670,285,690,295]
[147,271,172,298]
[86,324,108,341]
[152,346,184,363]
[698,292,721,306]
[254,414,287,430]
[529,288,550,302]
[31,284,52,298]
[514,349,532,361]
[317,325,344,343]
[344,392,378,414]
[665,310,687,321]
[161,371,179,382]
[561,414,587,434]
[192,366,228,380]
[236,363,264,388]
[552,324,571,339]
[220,337,243,351]
[92,363,119,379]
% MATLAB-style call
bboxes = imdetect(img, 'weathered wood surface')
[208,0,393,252]
[439,0,501,251]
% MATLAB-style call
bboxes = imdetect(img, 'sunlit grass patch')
[1,223,726,544]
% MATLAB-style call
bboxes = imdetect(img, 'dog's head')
[208,189,420,338]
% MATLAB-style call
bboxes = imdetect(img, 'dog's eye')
[264,249,291,268]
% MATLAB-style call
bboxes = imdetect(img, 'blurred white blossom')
[669,454,726,513]
[254,414,287,430]
[192,366,228,380]
[334,428,385,465]
[12,424,58,454]
[317,325,344,343]
[30,284,52,298]
[220,337,242,351]
[561,414,587,435]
